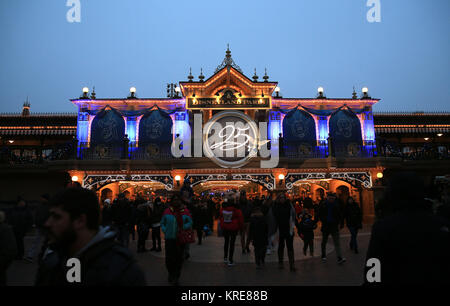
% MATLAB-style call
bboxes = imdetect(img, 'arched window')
[90,107,125,145]
[138,109,173,145]
[329,108,363,156]
[282,107,317,156]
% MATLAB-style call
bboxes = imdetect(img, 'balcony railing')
[1,141,448,164]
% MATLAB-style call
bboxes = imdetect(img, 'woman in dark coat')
[192,201,210,245]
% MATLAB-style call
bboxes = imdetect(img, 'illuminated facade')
[1,48,450,222]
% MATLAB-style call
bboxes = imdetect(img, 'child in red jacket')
[219,198,244,266]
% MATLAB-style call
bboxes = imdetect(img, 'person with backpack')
[248,206,268,269]
[219,198,244,266]
[343,197,363,254]
[297,208,317,257]
[149,197,164,252]
[160,193,193,286]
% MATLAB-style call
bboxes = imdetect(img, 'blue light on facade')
[76,111,89,158]
[268,111,281,140]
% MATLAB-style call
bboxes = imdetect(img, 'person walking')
[0,211,18,286]
[297,208,317,257]
[149,197,164,252]
[25,194,50,262]
[219,198,244,266]
[192,200,210,245]
[160,193,193,286]
[35,188,146,286]
[248,206,268,269]
[272,193,297,272]
[135,199,151,253]
[318,192,346,264]
[7,197,33,260]
[101,198,114,227]
[112,193,132,248]
[343,197,363,254]
[238,191,252,254]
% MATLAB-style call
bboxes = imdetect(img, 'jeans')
[321,229,342,259]
[165,239,185,282]
[223,230,238,262]
[27,228,44,259]
[254,245,267,266]
[348,226,359,251]
[137,224,149,251]
[278,233,294,262]
[303,238,314,255]
[117,224,130,248]
[151,226,161,249]
[196,228,203,244]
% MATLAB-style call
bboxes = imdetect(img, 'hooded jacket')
[35,226,146,286]
[219,206,244,232]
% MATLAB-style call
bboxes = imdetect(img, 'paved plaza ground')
[7,224,372,286]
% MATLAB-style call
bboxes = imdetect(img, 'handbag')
[175,209,195,244]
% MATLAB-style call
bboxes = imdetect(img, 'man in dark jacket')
[149,197,164,251]
[364,173,450,285]
[112,193,132,248]
[0,211,18,286]
[272,193,296,271]
[343,197,362,254]
[318,192,346,264]
[135,199,151,253]
[7,197,33,260]
[248,206,268,269]
[35,187,146,286]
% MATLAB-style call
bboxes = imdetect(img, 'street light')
[129,87,137,98]
[72,176,79,182]
[175,175,181,187]
[317,87,325,98]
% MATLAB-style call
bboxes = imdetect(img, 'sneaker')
[227,261,235,266]
[266,249,271,255]
[337,257,346,264]
[321,256,327,262]
[224,257,228,263]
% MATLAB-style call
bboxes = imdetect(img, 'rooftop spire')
[22,97,30,116]
[252,68,259,82]
[215,45,243,74]
[188,67,194,82]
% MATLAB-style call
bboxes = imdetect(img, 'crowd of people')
[1,172,449,286]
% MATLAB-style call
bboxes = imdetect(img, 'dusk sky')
[0,0,449,113]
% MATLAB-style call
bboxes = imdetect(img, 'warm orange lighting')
[424,137,429,141]
[437,133,443,137]
[175,175,181,181]
[376,172,383,179]
[278,174,285,180]
[72,176,79,182]
[8,140,14,144]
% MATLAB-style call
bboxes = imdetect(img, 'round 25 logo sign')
[203,111,259,168]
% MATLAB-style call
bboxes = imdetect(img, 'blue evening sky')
[0,0,449,113]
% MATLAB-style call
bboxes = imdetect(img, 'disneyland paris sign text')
[171,111,279,168]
